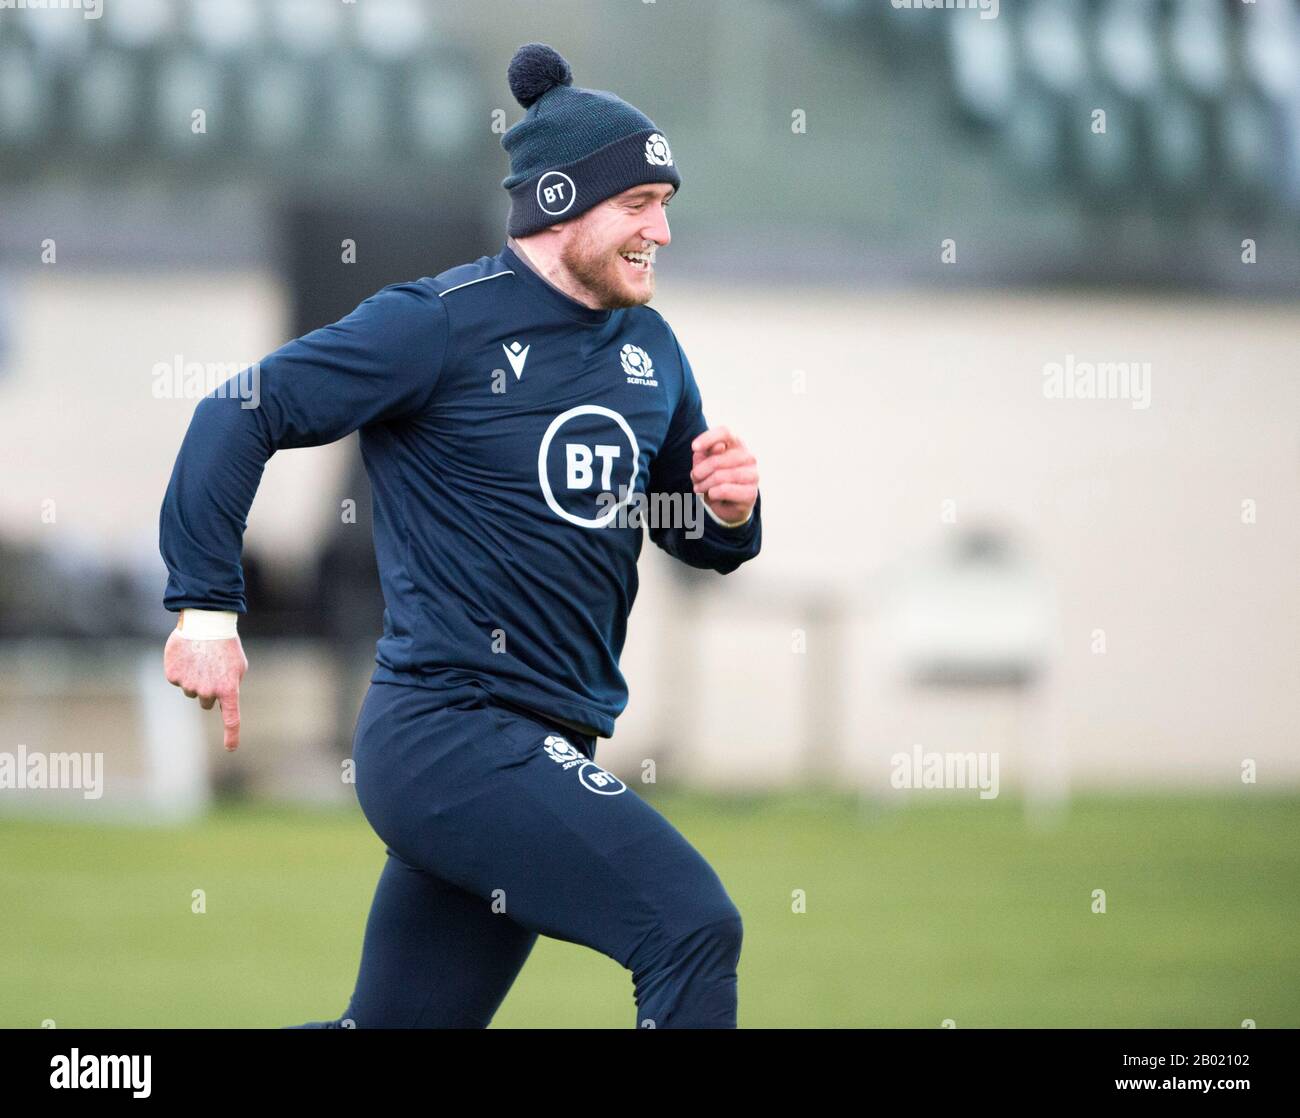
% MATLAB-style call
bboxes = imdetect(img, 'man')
[159,43,762,1029]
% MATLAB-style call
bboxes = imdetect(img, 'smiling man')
[159,43,762,1029]
[529,180,672,309]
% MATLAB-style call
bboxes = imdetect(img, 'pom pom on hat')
[507,43,574,109]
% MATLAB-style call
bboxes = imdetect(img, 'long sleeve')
[646,334,762,573]
[159,280,450,613]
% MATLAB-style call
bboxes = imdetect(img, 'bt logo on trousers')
[538,405,641,528]
[542,734,626,795]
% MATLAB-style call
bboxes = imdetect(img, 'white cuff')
[176,608,239,639]
[702,500,753,529]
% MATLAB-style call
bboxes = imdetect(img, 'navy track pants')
[291,681,742,1028]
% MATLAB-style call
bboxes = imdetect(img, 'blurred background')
[1,0,1297,1028]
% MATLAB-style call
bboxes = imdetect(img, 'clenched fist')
[163,623,247,751]
[690,425,759,526]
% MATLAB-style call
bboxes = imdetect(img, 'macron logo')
[503,341,530,380]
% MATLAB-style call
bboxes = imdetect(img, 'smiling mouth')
[618,248,655,273]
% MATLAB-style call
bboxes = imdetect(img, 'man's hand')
[690,425,759,526]
[163,627,248,751]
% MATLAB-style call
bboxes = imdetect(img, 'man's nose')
[642,205,670,247]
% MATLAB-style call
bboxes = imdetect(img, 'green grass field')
[4,791,1297,1028]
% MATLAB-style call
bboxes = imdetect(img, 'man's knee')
[629,902,743,989]
[696,908,743,971]
[628,907,742,1028]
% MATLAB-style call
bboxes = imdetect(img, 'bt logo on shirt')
[565,443,621,491]
[538,405,640,529]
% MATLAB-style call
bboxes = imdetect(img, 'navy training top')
[159,242,762,737]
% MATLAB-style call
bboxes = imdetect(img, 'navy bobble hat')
[501,43,681,237]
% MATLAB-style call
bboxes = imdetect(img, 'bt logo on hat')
[537,170,577,216]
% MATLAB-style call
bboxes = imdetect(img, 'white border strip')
[439,270,515,297]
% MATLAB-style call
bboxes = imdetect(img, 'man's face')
[557,183,674,309]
